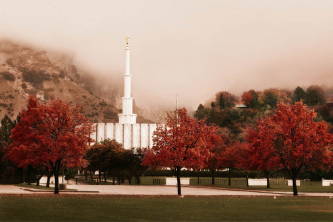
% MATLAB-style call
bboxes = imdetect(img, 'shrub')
[22,69,50,88]
[0,72,15,81]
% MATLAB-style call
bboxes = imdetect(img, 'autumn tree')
[246,102,333,195]
[142,108,216,195]
[246,125,282,188]
[231,142,252,187]
[241,90,261,109]
[199,125,223,185]
[217,141,244,186]
[7,97,93,194]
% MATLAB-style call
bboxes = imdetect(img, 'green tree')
[85,139,125,184]
[263,90,278,108]
[194,104,209,120]
[214,91,237,109]
[0,115,20,183]
[120,148,147,184]
[207,109,242,136]
[0,115,15,149]
[292,86,306,103]
[305,86,326,106]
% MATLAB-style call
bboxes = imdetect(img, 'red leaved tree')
[142,108,219,195]
[199,124,223,185]
[246,102,333,195]
[218,141,244,186]
[7,97,93,194]
[245,124,282,188]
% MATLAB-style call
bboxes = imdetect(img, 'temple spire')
[118,37,137,124]
[125,36,129,48]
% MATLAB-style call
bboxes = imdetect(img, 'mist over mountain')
[0,39,146,122]
[2,1,333,116]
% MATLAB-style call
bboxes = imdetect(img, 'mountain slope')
[0,39,120,122]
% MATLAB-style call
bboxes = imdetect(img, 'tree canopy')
[7,97,93,194]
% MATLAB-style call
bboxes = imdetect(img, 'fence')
[75,175,292,186]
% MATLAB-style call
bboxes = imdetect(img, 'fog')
[1,0,333,111]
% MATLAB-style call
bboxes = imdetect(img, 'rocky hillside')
[0,39,122,122]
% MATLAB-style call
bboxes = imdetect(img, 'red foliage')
[219,142,247,169]
[143,108,216,169]
[7,97,93,193]
[142,108,221,194]
[245,124,282,172]
[241,90,258,107]
[246,102,333,195]
[198,124,223,171]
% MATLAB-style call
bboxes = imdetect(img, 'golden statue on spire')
[125,36,130,48]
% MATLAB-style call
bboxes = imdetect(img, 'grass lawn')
[220,182,333,193]
[191,178,333,193]
[1,196,333,221]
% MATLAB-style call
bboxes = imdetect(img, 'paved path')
[66,185,282,196]
[0,185,32,194]
[1,185,333,197]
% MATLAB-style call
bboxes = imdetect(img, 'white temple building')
[91,38,158,149]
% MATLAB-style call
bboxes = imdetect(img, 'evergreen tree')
[194,104,209,120]
[0,115,15,149]
[263,91,278,108]
[305,86,326,106]
[215,91,237,109]
[292,86,306,103]
[0,115,19,183]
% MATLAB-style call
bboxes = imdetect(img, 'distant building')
[235,104,247,109]
[91,38,158,149]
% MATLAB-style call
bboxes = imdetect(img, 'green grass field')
[1,196,333,221]
[190,177,333,193]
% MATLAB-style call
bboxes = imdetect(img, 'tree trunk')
[104,172,107,182]
[36,177,40,186]
[211,169,215,185]
[197,176,200,185]
[53,161,61,194]
[21,168,25,184]
[128,176,132,185]
[228,168,232,186]
[54,170,59,194]
[266,173,270,189]
[135,176,141,185]
[292,176,298,196]
[46,171,51,187]
[89,170,94,182]
[27,166,32,185]
[246,174,249,188]
[98,170,101,183]
[84,169,88,182]
[176,166,182,196]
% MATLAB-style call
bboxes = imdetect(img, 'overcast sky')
[1,0,333,110]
